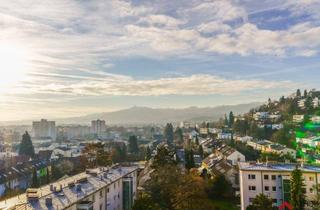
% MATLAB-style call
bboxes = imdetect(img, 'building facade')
[0,165,138,210]
[239,162,320,210]
[91,119,107,135]
[32,119,56,141]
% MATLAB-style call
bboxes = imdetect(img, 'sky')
[0,0,320,121]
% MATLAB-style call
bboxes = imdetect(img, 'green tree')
[128,135,139,154]
[207,174,232,199]
[246,194,277,210]
[229,111,234,128]
[164,123,174,144]
[31,167,39,188]
[290,167,306,210]
[174,127,184,145]
[195,135,199,145]
[198,145,204,159]
[185,149,195,170]
[296,89,301,98]
[132,193,161,210]
[304,89,308,98]
[152,144,176,169]
[19,131,35,158]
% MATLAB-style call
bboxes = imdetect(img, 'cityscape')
[1,1,320,210]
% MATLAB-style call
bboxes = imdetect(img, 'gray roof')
[0,165,138,210]
[239,162,320,173]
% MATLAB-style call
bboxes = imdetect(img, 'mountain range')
[0,103,262,126]
[57,103,261,125]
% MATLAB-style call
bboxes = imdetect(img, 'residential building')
[247,140,273,151]
[215,144,245,166]
[32,119,56,141]
[253,112,269,121]
[311,116,320,124]
[293,115,304,123]
[235,136,253,143]
[91,119,107,135]
[298,99,306,109]
[239,162,320,210]
[0,165,138,210]
[313,97,320,108]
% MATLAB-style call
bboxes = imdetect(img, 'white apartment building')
[239,162,320,210]
[91,119,107,135]
[0,165,138,210]
[32,119,56,141]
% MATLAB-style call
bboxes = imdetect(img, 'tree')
[31,167,39,188]
[19,131,35,158]
[185,149,195,170]
[246,194,277,210]
[207,174,232,199]
[290,167,306,210]
[151,144,176,169]
[128,135,139,154]
[195,135,199,145]
[143,165,213,210]
[198,145,204,159]
[229,111,234,128]
[133,193,161,210]
[164,123,174,144]
[174,127,184,145]
[224,114,229,127]
[296,89,301,98]
[304,89,308,98]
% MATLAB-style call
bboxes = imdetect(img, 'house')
[217,132,232,140]
[293,115,304,123]
[253,112,269,121]
[201,155,239,190]
[247,140,273,152]
[215,144,245,166]
[235,136,253,143]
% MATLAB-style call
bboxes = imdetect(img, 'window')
[249,198,254,203]
[265,186,269,191]
[264,175,269,180]
[100,190,103,198]
[272,186,277,192]
[107,188,109,193]
[309,177,314,181]
[248,174,256,180]
[114,183,116,189]
[272,175,276,180]
[249,186,256,191]
[310,188,314,193]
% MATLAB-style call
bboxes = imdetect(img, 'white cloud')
[14,73,294,96]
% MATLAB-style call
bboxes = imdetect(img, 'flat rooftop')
[0,165,138,210]
[239,162,320,173]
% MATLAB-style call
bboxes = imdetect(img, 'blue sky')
[0,0,320,121]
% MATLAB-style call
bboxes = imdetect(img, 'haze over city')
[0,0,320,121]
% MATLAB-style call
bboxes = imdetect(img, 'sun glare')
[0,43,29,87]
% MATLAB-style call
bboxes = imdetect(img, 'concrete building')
[32,119,56,141]
[239,162,320,210]
[91,119,106,135]
[0,165,138,210]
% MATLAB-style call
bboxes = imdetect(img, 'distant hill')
[56,103,262,125]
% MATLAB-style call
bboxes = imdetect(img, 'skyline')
[0,0,320,121]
